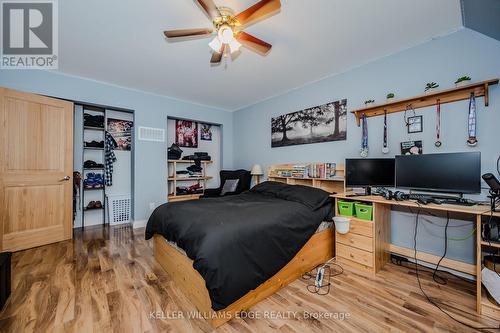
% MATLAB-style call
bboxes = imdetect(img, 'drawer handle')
[350,253,354,258]
[350,239,354,243]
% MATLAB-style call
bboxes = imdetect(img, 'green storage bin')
[338,200,356,216]
[355,203,373,221]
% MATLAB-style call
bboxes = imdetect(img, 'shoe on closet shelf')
[84,140,104,148]
[84,160,104,169]
[83,172,96,189]
[93,174,104,188]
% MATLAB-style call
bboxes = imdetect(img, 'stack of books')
[271,163,337,179]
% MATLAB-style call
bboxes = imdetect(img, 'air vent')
[138,126,165,142]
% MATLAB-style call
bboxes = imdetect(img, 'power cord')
[302,257,343,295]
[411,206,500,330]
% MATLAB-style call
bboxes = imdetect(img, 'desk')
[332,193,500,317]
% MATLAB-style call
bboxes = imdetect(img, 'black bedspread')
[145,181,332,310]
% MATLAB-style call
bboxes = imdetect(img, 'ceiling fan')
[163,0,281,64]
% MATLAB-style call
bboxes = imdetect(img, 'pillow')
[249,181,289,196]
[275,185,331,210]
[220,179,240,196]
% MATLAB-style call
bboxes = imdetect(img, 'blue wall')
[233,28,500,264]
[0,70,234,222]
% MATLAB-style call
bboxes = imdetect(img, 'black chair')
[202,169,252,197]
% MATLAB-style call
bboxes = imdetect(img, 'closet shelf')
[84,126,105,131]
[84,147,104,150]
[168,160,213,164]
[168,176,213,181]
[83,187,104,191]
[83,207,104,211]
[83,168,104,170]
[351,78,499,126]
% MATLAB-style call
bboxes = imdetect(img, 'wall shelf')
[168,159,212,164]
[351,78,499,126]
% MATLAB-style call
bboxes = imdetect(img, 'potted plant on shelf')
[386,93,395,102]
[455,76,471,87]
[364,99,375,106]
[424,82,439,94]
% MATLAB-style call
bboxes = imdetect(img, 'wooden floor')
[0,225,499,333]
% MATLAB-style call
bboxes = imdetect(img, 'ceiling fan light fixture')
[218,24,234,44]
[228,39,242,53]
[208,37,223,52]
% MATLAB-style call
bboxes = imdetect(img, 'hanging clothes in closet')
[105,131,118,186]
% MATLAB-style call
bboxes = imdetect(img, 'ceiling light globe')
[218,25,234,44]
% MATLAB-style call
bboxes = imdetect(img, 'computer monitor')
[395,152,481,194]
[345,158,396,192]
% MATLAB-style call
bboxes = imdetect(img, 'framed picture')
[107,118,133,151]
[407,115,423,133]
[401,140,423,155]
[271,99,347,148]
[175,120,198,148]
[200,123,212,141]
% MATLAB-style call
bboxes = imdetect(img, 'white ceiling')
[58,0,463,111]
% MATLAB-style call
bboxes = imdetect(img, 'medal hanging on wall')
[435,99,442,147]
[467,92,477,147]
[360,114,369,157]
[382,110,389,154]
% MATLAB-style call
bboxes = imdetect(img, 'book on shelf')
[271,163,337,179]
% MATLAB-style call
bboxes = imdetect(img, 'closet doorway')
[73,104,135,228]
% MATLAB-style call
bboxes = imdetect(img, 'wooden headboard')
[267,162,345,194]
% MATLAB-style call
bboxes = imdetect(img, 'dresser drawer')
[349,218,373,237]
[337,243,373,267]
[336,232,373,252]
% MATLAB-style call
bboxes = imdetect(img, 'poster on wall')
[271,99,347,148]
[175,120,198,148]
[200,123,212,141]
[107,118,133,151]
[400,140,423,155]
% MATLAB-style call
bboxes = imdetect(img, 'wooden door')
[0,87,73,252]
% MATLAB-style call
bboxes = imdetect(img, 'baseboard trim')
[133,219,147,229]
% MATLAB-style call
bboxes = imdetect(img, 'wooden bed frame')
[153,163,338,327]
[153,228,334,328]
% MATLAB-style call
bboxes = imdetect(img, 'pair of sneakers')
[84,173,104,188]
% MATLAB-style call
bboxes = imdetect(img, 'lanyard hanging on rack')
[467,93,477,147]
[382,110,389,154]
[360,114,368,157]
[435,99,442,147]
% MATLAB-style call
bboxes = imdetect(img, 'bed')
[145,181,334,327]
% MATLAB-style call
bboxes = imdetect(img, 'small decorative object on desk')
[424,82,439,93]
[455,75,471,87]
[386,93,395,101]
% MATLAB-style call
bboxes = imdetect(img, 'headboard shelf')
[267,162,345,194]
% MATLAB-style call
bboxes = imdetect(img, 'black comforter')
[145,181,332,310]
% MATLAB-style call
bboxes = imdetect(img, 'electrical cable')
[411,206,500,330]
[302,257,343,295]
[431,211,449,285]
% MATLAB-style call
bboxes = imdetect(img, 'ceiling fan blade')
[234,0,281,26]
[210,44,226,64]
[196,0,221,20]
[236,31,272,55]
[163,28,213,38]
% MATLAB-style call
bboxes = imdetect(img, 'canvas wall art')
[200,123,212,141]
[271,99,347,148]
[107,118,133,151]
[176,120,198,148]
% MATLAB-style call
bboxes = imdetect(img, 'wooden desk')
[332,193,500,318]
